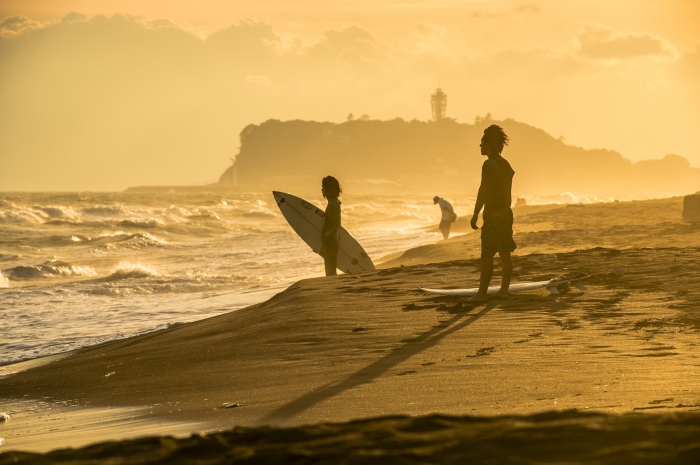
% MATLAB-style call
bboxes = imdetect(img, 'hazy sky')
[1,0,698,190]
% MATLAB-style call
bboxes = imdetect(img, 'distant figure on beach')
[469,125,517,302]
[320,176,342,276]
[433,196,456,239]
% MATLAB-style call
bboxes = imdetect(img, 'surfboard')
[420,275,590,296]
[273,191,375,274]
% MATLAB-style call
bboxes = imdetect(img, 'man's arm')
[471,160,497,230]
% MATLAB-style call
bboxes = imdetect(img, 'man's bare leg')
[441,228,449,240]
[493,250,513,299]
[468,255,493,302]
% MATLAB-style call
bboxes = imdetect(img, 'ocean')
[0,191,465,366]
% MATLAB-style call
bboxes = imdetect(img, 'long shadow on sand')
[258,302,497,424]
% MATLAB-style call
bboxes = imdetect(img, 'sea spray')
[0,271,8,288]
[104,262,162,281]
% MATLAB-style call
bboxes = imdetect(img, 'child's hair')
[322,176,342,199]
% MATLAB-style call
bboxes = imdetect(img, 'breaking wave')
[5,262,97,279]
[0,208,48,224]
[101,263,162,281]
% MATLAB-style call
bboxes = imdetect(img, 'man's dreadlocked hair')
[483,125,510,155]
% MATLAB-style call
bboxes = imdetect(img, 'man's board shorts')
[439,220,452,230]
[481,207,517,257]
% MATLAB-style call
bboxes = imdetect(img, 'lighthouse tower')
[431,88,447,122]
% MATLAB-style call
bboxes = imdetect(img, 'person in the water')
[469,125,517,301]
[433,196,456,239]
[319,176,342,276]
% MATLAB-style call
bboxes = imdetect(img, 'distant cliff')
[218,117,700,197]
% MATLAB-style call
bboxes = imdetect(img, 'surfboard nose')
[272,191,287,207]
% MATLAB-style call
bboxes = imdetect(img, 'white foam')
[0,271,8,288]
[106,262,162,280]
[0,208,47,224]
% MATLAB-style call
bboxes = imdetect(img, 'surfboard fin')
[546,286,559,294]
[574,283,588,291]
[557,283,571,293]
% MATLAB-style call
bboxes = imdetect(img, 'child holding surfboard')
[319,176,342,276]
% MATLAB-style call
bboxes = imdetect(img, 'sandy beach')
[1,197,700,462]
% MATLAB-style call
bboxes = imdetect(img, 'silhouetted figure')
[469,125,517,302]
[320,176,342,276]
[433,196,456,239]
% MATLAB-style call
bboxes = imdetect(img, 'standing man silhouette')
[469,125,516,302]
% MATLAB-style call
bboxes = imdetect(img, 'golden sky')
[0,0,698,190]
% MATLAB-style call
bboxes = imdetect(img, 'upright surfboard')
[273,191,375,274]
[421,275,590,296]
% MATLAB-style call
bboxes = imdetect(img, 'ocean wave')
[101,263,163,281]
[91,231,167,246]
[33,205,79,219]
[189,210,221,220]
[382,212,433,222]
[242,211,277,219]
[0,199,16,208]
[117,218,165,228]
[85,268,252,295]
[166,205,192,216]
[183,270,248,281]
[80,205,131,216]
[517,193,623,206]
[5,262,97,279]
[0,208,47,224]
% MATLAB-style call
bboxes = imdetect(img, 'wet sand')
[1,196,700,461]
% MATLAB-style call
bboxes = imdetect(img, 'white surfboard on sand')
[273,191,375,274]
[421,275,590,296]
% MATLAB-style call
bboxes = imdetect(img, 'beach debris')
[612,267,624,277]
[352,327,366,332]
[105,371,116,377]
[467,347,495,357]
[0,412,9,422]
[0,437,4,446]
[219,402,241,409]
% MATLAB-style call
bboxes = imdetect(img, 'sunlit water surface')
[1,192,472,365]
